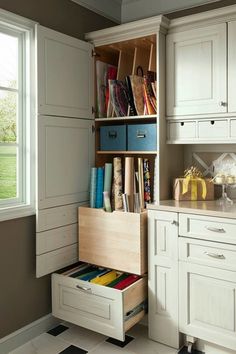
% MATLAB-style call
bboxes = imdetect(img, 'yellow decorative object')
[182,167,207,201]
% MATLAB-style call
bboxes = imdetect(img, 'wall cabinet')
[148,208,236,352]
[166,24,227,117]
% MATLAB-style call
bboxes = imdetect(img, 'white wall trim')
[71,0,121,23]
[0,314,60,354]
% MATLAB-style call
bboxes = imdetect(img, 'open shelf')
[95,115,157,122]
[97,150,157,154]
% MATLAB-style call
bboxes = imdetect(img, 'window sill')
[0,205,36,222]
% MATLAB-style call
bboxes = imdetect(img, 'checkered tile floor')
[9,323,203,354]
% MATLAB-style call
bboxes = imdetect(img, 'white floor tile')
[88,341,134,354]
[9,333,69,354]
[58,325,107,351]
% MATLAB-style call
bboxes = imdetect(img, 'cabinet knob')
[219,101,227,107]
[171,220,178,226]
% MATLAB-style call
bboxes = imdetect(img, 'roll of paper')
[138,157,144,211]
[90,167,97,208]
[104,163,112,194]
[144,158,151,205]
[113,157,123,210]
[95,167,104,208]
[153,156,158,203]
[125,157,134,212]
[103,191,112,212]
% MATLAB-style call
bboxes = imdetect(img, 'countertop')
[147,200,236,219]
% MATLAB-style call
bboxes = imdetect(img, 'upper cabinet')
[37,25,94,119]
[228,21,236,113]
[167,24,227,117]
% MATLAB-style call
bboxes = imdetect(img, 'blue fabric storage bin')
[127,123,157,151]
[100,125,126,151]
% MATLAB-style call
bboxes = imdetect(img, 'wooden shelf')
[97,150,157,154]
[95,115,157,122]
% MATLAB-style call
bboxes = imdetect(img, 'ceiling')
[72,0,221,23]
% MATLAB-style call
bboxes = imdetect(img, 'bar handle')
[204,251,225,260]
[205,226,225,233]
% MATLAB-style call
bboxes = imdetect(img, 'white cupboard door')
[38,116,94,209]
[37,25,94,119]
[228,21,236,112]
[148,210,179,349]
[167,24,227,116]
[179,262,236,351]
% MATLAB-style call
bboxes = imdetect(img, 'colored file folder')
[114,274,140,290]
[90,270,119,286]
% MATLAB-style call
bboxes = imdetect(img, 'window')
[0,10,35,221]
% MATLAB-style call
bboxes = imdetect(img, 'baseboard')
[0,314,60,354]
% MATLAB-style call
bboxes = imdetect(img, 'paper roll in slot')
[104,163,112,195]
[125,157,134,212]
[103,191,112,212]
[138,157,144,211]
[90,167,97,208]
[113,157,123,210]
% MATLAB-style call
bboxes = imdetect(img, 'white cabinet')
[148,210,180,349]
[179,261,236,351]
[36,25,95,277]
[228,21,236,113]
[37,116,94,209]
[167,24,227,117]
[37,25,94,119]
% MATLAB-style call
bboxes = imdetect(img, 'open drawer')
[78,207,147,275]
[52,264,147,341]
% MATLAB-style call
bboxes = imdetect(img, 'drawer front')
[36,203,81,232]
[36,224,77,255]
[36,244,78,277]
[179,237,236,271]
[52,271,147,341]
[79,207,147,275]
[179,213,236,244]
[168,121,196,140]
[127,124,157,151]
[100,125,126,151]
[230,119,236,137]
[198,119,228,139]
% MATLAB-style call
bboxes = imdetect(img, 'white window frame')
[0,9,36,221]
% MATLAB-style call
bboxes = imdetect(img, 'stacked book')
[96,60,157,118]
[89,157,152,213]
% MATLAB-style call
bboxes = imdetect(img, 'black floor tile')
[106,335,134,348]
[59,345,88,354]
[47,324,69,336]
[178,346,204,354]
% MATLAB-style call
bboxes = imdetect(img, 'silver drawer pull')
[204,251,225,259]
[137,133,146,139]
[205,226,226,233]
[76,285,91,292]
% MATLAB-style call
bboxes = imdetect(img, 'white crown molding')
[168,3,236,32]
[71,0,121,23]
[85,15,169,46]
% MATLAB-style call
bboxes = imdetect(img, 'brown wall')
[0,0,115,339]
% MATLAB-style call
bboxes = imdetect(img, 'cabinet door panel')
[37,25,93,119]
[167,24,227,116]
[228,21,236,112]
[179,262,236,351]
[38,116,94,209]
[148,210,179,349]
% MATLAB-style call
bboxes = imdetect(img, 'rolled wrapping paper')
[104,163,112,194]
[103,191,112,212]
[138,157,144,211]
[95,167,104,208]
[143,158,151,204]
[124,157,134,212]
[90,167,97,208]
[113,157,123,210]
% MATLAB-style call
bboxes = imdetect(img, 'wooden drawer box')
[179,237,236,271]
[52,267,147,341]
[179,213,236,244]
[78,207,147,275]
